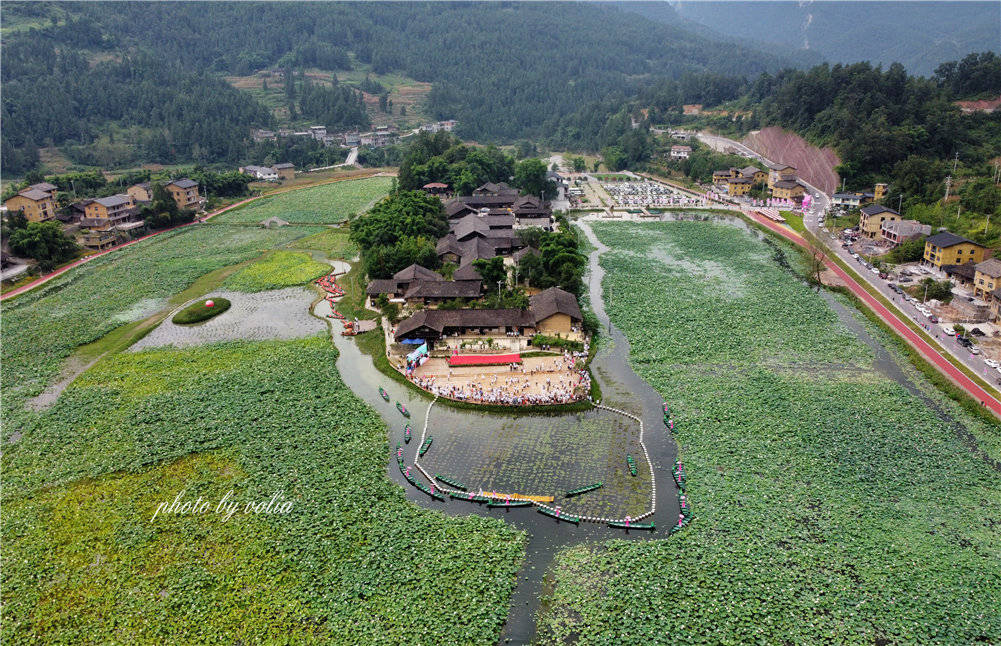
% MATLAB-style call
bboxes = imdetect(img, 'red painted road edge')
[0,195,258,301]
[746,210,1001,418]
[0,173,384,302]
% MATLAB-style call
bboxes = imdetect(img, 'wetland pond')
[318,213,943,644]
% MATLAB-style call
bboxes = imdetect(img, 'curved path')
[746,209,1001,418]
[1,171,389,302]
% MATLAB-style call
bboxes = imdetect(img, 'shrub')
[172,297,231,324]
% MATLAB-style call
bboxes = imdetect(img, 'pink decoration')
[205,299,214,308]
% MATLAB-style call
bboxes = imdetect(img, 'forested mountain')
[1,1,804,175]
[666,1,1000,78]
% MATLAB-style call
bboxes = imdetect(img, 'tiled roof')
[925,231,978,248]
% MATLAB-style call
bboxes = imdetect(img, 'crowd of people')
[409,351,592,406]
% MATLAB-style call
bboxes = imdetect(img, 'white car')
[971,346,982,355]
[851,253,860,259]
[942,325,956,336]
[870,267,880,274]
[984,359,999,369]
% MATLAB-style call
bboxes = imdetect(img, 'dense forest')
[1,1,802,175]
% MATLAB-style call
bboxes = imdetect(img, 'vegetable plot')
[223,250,331,292]
[536,220,1001,645]
[215,176,393,224]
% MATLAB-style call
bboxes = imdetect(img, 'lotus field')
[215,176,393,224]
[224,250,331,292]
[2,338,525,644]
[536,221,1001,644]
[1,223,324,422]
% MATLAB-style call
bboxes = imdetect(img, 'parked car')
[942,325,956,335]
[971,346,982,355]
[899,277,912,283]
[870,267,880,275]
[984,359,999,369]
[929,315,939,323]
[971,328,986,336]
[851,253,860,259]
[958,337,973,348]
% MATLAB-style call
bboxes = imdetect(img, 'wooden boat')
[379,388,390,401]
[608,520,655,531]
[565,482,602,497]
[435,473,466,490]
[404,424,412,443]
[419,437,433,456]
[537,507,580,524]
[627,455,637,476]
[397,402,410,417]
[414,481,445,501]
[487,499,532,508]
[449,492,490,503]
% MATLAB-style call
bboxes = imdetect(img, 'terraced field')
[537,220,1001,644]
[214,176,393,224]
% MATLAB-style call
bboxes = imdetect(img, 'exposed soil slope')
[743,126,841,194]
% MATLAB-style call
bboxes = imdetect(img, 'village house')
[770,179,805,202]
[764,161,797,189]
[739,166,766,183]
[858,204,901,239]
[726,176,753,196]
[273,163,295,180]
[393,286,583,351]
[127,182,154,204]
[922,231,991,269]
[240,165,279,181]
[165,179,204,211]
[366,264,444,304]
[943,262,977,290]
[670,145,691,160]
[403,280,483,307]
[712,170,731,186]
[422,182,451,197]
[4,187,58,222]
[831,184,887,208]
[973,258,1001,300]
[78,194,144,249]
[880,219,930,246]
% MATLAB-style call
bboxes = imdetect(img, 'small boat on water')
[404,424,412,443]
[538,507,580,524]
[565,482,603,497]
[397,402,410,417]
[380,388,390,401]
[627,455,637,476]
[419,437,433,456]
[487,499,532,508]
[435,473,466,490]
[608,520,655,531]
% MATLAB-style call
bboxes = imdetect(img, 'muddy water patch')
[130,287,323,351]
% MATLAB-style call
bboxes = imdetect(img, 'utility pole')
[943,175,952,204]
[923,279,929,304]
[898,193,903,212]
[497,279,502,300]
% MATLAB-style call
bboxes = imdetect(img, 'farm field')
[215,176,393,224]
[223,250,331,292]
[2,338,525,644]
[1,204,526,643]
[293,227,358,260]
[1,223,325,422]
[536,220,1001,644]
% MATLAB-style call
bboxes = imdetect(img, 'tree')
[601,146,626,171]
[8,221,78,271]
[473,257,507,291]
[887,237,926,263]
[920,277,954,303]
[570,156,586,172]
[513,158,554,198]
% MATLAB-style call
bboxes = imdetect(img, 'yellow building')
[127,182,154,203]
[923,231,990,269]
[82,194,138,230]
[765,161,797,188]
[874,183,887,201]
[4,188,58,222]
[727,177,753,196]
[712,170,731,186]
[858,204,901,239]
[530,287,583,337]
[273,163,295,180]
[739,166,767,183]
[973,258,1001,299]
[165,178,203,210]
[771,179,805,201]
